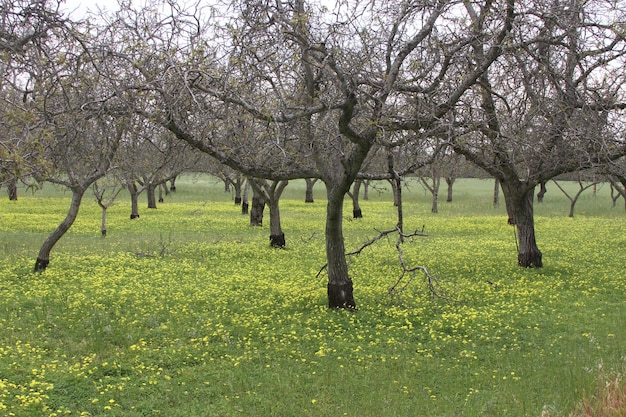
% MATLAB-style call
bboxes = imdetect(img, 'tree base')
[101,229,107,237]
[241,202,249,215]
[353,209,363,219]
[234,197,242,205]
[34,257,49,272]
[518,251,543,268]
[158,197,164,203]
[327,282,357,309]
[130,214,140,220]
[269,233,285,248]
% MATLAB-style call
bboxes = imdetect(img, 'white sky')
[60,0,115,19]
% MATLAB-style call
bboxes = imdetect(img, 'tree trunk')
[537,181,547,203]
[35,187,87,271]
[250,187,265,226]
[268,180,288,248]
[350,180,363,218]
[431,177,440,213]
[101,207,107,237]
[169,176,177,192]
[250,179,288,247]
[388,151,403,235]
[325,184,356,309]
[241,179,250,215]
[146,183,157,209]
[493,178,500,208]
[7,177,18,201]
[268,200,285,247]
[128,182,140,219]
[304,178,317,203]
[445,177,455,202]
[158,183,164,203]
[501,180,542,268]
[390,178,401,207]
[363,180,369,200]
[233,176,243,205]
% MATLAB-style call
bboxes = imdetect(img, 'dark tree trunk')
[101,207,107,237]
[326,184,356,309]
[390,178,401,207]
[250,179,289,247]
[501,180,542,268]
[493,178,500,208]
[233,176,243,205]
[128,182,140,219]
[241,180,250,215]
[250,188,265,226]
[537,181,547,203]
[350,180,363,218]
[388,151,403,234]
[445,177,455,202]
[35,186,88,271]
[304,178,317,203]
[169,176,177,192]
[146,184,157,209]
[7,177,18,201]
[158,183,165,203]
[267,180,288,248]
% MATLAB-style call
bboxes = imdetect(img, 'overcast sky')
[60,0,114,19]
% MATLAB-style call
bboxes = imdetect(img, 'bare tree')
[92,0,515,308]
[249,178,289,247]
[450,0,626,267]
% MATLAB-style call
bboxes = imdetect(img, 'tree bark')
[390,178,401,207]
[169,176,177,192]
[233,176,243,205]
[128,182,140,219]
[304,178,317,203]
[537,181,547,203]
[501,180,543,268]
[250,187,265,226]
[493,178,500,208]
[445,177,455,202]
[101,207,107,237]
[325,184,356,309]
[431,176,440,213]
[350,180,363,218]
[241,179,250,215]
[7,177,18,201]
[146,183,157,209]
[158,183,165,203]
[250,179,288,247]
[268,181,288,248]
[35,186,87,271]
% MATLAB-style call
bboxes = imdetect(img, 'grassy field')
[0,176,624,416]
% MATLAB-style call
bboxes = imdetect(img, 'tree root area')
[327,282,356,309]
[269,233,286,248]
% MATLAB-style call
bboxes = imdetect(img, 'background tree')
[0,0,69,200]
[450,0,626,267]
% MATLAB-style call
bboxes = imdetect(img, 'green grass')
[0,176,624,416]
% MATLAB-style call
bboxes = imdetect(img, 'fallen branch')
[317,225,454,301]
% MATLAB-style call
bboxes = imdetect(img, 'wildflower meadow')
[0,176,624,416]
